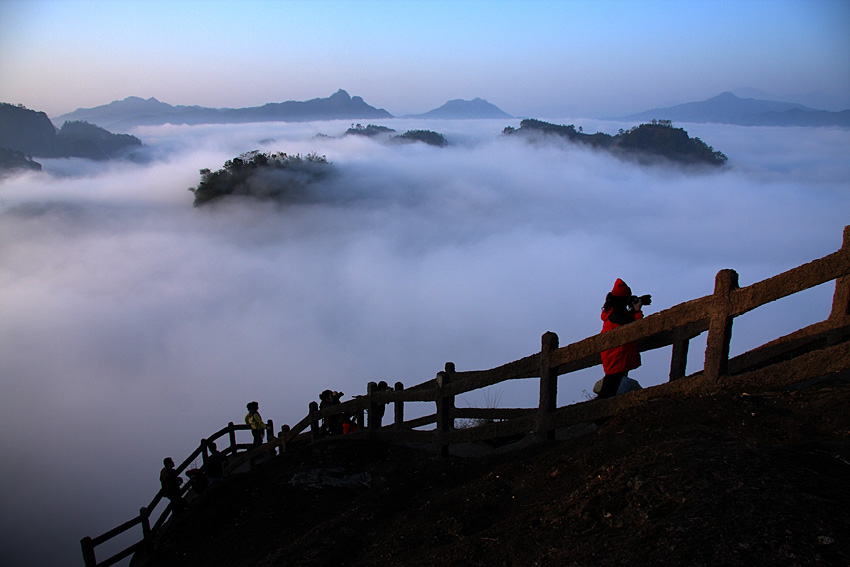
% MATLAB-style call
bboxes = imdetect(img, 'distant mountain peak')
[407,97,512,119]
[619,91,848,127]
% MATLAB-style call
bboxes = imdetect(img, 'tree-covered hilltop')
[391,129,448,147]
[343,124,448,146]
[503,118,727,166]
[345,123,397,137]
[56,120,142,159]
[188,151,332,207]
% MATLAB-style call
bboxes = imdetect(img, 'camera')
[631,294,652,306]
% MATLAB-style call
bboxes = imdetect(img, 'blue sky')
[1,0,848,117]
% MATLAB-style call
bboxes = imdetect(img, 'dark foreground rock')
[137,375,849,567]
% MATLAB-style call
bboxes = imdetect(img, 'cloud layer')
[1,118,847,566]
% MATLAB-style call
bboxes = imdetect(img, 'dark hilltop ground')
[138,374,849,567]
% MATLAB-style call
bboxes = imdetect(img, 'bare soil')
[139,374,850,567]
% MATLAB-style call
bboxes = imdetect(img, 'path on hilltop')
[137,374,849,567]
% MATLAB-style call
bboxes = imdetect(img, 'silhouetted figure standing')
[245,401,267,448]
[204,441,227,481]
[160,457,187,513]
[319,390,344,436]
[598,278,645,398]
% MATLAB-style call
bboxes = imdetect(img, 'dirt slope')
[139,375,849,567]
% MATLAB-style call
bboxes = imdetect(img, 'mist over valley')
[1,113,848,566]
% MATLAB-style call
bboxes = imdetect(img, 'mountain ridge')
[53,91,516,131]
[0,102,141,161]
[621,91,850,127]
[403,97,513,119]
[51,90,849,132]
[53,90,393,131]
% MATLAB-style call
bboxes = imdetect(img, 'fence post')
[228,422,237,453]
[436,363,455,457]
[201,438,210,467]
[266,420,275,455]
[141,506,153,554]
[80,536,96,567]
[279,424,290,453]
[309,401,320,442]
[705,269,738,383]
[394,381,405,427]
[367,381,379,430]
[829,226,850,323]
[537,332,559,440]
[669,329,690,381]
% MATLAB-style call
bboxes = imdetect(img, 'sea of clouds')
[1,117,848,566]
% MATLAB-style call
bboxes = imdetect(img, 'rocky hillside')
[0,103,141,162]
[135,373,849,567]
[0,103,58,156]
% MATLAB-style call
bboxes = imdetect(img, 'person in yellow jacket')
[245,401,267,448]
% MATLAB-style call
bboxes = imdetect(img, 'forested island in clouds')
[3,90,733,182]
[343,123,449,147]
[2,96,730,189]
[188,119,725,207]
[504,119,728,166]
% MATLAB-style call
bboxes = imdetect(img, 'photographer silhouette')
[598,279,647,398]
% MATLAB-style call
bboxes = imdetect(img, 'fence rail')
[82,225,850,567]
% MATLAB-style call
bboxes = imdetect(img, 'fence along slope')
[82,225,850,566]
[81,420,280,567]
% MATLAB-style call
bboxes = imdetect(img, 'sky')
[1,2,850,567]
[1,0,849,118]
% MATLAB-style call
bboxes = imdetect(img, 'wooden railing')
[81,420,281,567]
[82,225,850,566]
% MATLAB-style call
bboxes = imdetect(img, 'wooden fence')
[82,225,850,566]
[80,420,280,567]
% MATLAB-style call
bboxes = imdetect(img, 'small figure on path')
[319,390,344,436]
[245,401,267,448]
[160,457,188,513]
[204,441,228,481]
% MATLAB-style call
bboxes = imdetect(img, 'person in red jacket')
[598,278,645,398]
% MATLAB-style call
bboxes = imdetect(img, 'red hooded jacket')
[600,278,643,375]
